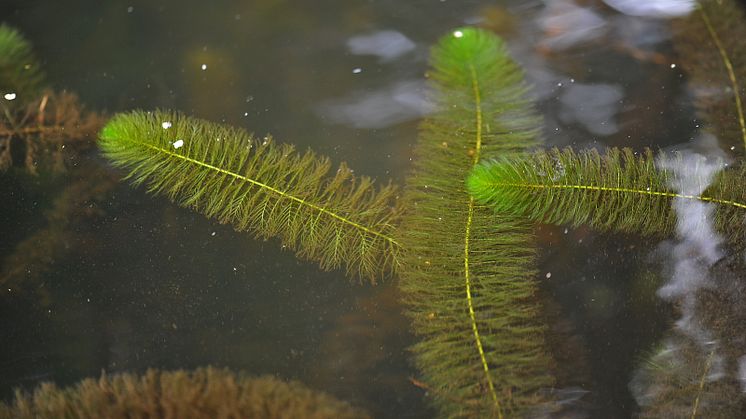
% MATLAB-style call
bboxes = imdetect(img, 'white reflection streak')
[317,80,433,129]
[346,30,416,63]
[631,152,727,408]
[537,0,607,51]
[559,83,624,136]
[603,0,695,18]
[656,153,725,339]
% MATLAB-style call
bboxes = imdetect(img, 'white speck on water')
[173,139,184,149]
[545,272,552,279]
[557,82,563,87]
[233,267,237,272]
[670,63,676,69]
[570,78,575,83]
[161,121,172,129]
[211,231,216,236]
[3,93,16,101]
[127,6,134,13]
[453,30,463,38]
[352,67,362,74]
[201,64,207,71]
[243,112,248,116]
[731,146,736,150]
[87,298,91,302]
[564,228,569,234]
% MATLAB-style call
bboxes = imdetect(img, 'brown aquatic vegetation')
[0,367,370,419]
[673,0,746,154]
[0,162,118,300]
[0,90,104,174]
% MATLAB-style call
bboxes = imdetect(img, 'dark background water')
[0,0,736,417]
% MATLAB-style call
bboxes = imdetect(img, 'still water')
[1,0,744,417]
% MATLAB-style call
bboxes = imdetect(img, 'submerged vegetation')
[0,367,370,419]
[99,111,402,282]
[673,0,746,153]
[396,28,554,417]
[467,147,746,243]
[0,24,44,105]
[0,24,102,174]
[3,0,746,417]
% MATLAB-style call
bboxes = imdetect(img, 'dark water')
[1,1,744,417]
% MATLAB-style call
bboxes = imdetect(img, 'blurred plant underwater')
[3,0,746,417]
[0,367,371,419]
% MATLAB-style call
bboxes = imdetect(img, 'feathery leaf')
[0,24,45,104]
[468,147,746,242]
[397,28,555,417]
[98,110,401,282]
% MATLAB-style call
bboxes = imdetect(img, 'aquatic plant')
[467,147,746,243]
[0,24,45,105]
[0,91,103,173]
[673,0,746,153]
[0,26,103,174]
[98,111,402,282]
[633,336,740,418]
[0,367,370,419]
[0,162,119,300]
[396,28,554,417]
[98,28,558,417]
[12,8,746,416]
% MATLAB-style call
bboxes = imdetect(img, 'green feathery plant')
[0,24,45,105]
[98,111,402,282]
[396,28,554,418]
[467,147,746,243]
[673,0,746,153]
[0,25,100,173]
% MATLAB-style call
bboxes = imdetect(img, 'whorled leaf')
[0,24,45,105]
[468,147,746,243]
[99,110,402,282]
[397,28,555,418]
